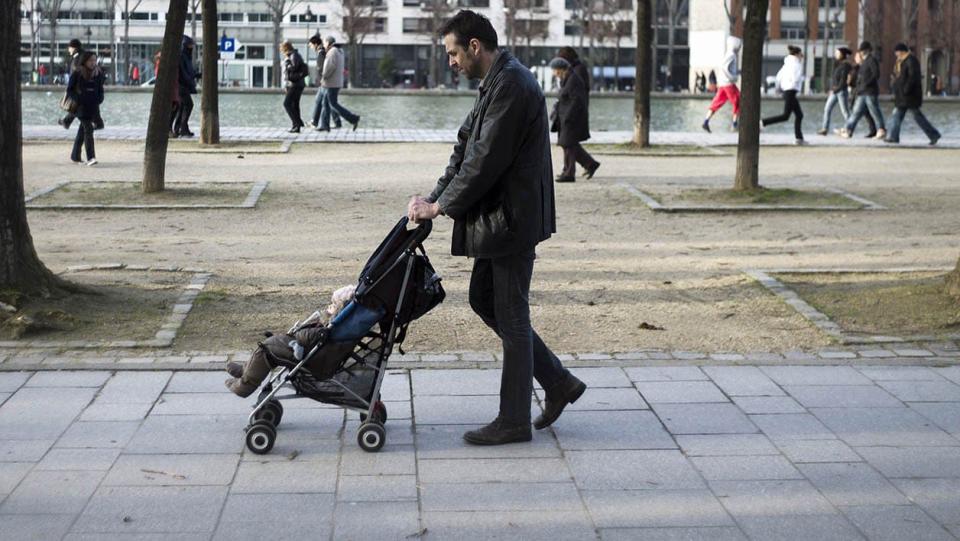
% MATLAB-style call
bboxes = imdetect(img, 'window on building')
[780,23,806,40]
[818,0,845,7]
[289,12,318,23]
[402,17,431,32]
[219,12,244,22]
[782,0,803,7]
[78,11,110,20]
[564,22,583,35]
[246,46,266,59]
[248,13,273,23]
[458,0,490,6]
[124,12,159,21]
[403,0,421,5]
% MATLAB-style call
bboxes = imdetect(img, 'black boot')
[463,416,532,445]
[534,374,587,430]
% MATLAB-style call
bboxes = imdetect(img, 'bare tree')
[0,2,68,297]
[142,0,187,193]
[502,0,550,66]
[721,0,739,35]
[633,0,652,146]
[901,0,920,45]
[200,0,219,144]
[121,0,144,82]
[859,0,882,47]
[338,0,380,88]
[189,0,200,63]
[104,0,118,83]
[419,0,454,88]
[594,0,633,89]
[22,1,42,76]
[264,0,304,87]
[733,0,767,191]
[38,0,73,83]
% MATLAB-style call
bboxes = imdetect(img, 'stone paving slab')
[0,366,959,539]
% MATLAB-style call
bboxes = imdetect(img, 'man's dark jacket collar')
[478,49,512,95]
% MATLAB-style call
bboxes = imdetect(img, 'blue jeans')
[820,89,849,131]
[320,87,359,129]
[845,95,885,133]
[469,250,569,425]
[885,107,941,143]
[311,87,340,127]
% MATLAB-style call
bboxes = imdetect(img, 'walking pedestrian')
[885,43,941,145]
[307,34,341,129]
[549,57,600,182]
[839,41,886,140]
[556,46,591,95]
[703,37,741,133]
[58,38,84,130]
[817,47,852,135]
[279,41,307,133]
[406,10,585,446]
[129,62,140,86]
[761,45,806,145]
[67,51,104,166]
[843,51,877,137]
[318,36,361,132]
[172,36,198,137]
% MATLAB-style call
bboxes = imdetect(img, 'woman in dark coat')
[550,57,599,183]
[280,40,307,133]
[66,51,104,165]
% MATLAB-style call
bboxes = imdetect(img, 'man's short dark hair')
[309,34,322,46]
[787,45,801,56]
[68,38,82,49]
[858,41,872,52]
[438,10,498,51]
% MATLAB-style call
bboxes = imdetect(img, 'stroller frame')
[244,220,432,454]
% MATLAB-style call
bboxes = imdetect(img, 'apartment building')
[19,0,692,90]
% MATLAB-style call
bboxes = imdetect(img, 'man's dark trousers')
[469,249,570,425]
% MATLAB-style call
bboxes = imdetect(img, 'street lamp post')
[304,6,314,84]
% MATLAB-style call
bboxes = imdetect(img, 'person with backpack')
[761,45,806,145]
[885,43,941,145]
[280,40,308,133]
[67,51,105,166]
[817,47,852,136]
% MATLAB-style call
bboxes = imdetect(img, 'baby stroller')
[243,217,444,453]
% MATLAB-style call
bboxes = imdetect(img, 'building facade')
[19,0,692,90]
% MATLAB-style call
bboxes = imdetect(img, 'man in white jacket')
[761,46,806,144]
[702,36,741,133]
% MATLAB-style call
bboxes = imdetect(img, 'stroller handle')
[400,216,432,245]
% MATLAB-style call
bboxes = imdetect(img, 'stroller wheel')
[245,420,277,455]
[254,400,284,427]
[357,422,386,452]
[359,401,387,424]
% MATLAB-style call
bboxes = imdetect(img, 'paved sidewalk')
[22,125,960,148]
[1,365,959,540]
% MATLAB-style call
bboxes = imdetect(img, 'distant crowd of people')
[281,35,361,134]
[698,38,941,146]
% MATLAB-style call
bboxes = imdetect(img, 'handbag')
[59,93,78,114]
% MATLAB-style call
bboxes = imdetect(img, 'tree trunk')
[633,0,652,147]
[123,2,131,80]
[666,0,676,91]
[733,0,768,191]
[0,2,64,296]
[349,42,359,88]
[141,0,188,193]
[108,1,117,83]
[429,40,437,88]
[271,19,282,87]
[48,17,57,83]
[947,256,960,300]
[200,0,219,144]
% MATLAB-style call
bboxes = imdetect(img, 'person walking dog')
[318,36,361,132]
[884,43,941,145]
[280,40,307,133]
[406,10,585,446]
[67,51,104,166]
[761,45,806,145]
[817,47,852,136]
[550,57,599,182]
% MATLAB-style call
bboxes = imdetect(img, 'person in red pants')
[703,36,742,133]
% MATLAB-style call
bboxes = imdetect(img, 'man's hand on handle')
[407,195,441,224]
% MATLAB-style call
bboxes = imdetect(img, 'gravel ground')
[20,140,960,353]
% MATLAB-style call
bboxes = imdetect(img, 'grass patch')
[659,188,859,208]
[777,272,960,339]
[585,143,724,156]
[0,270,187,341]
[31,182,255,206]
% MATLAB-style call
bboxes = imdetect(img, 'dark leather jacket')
[892,54,923,109]
[428,50,556,259]
[855,53,880,96]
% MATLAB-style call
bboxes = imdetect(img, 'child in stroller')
[225,285,356,397]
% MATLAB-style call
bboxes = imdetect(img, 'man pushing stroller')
[407,10,586,446]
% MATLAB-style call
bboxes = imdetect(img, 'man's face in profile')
[443,33,481,80]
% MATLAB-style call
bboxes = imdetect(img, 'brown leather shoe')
[534,374,587,430]
[463,416,532,445]
[225,362,244,378]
